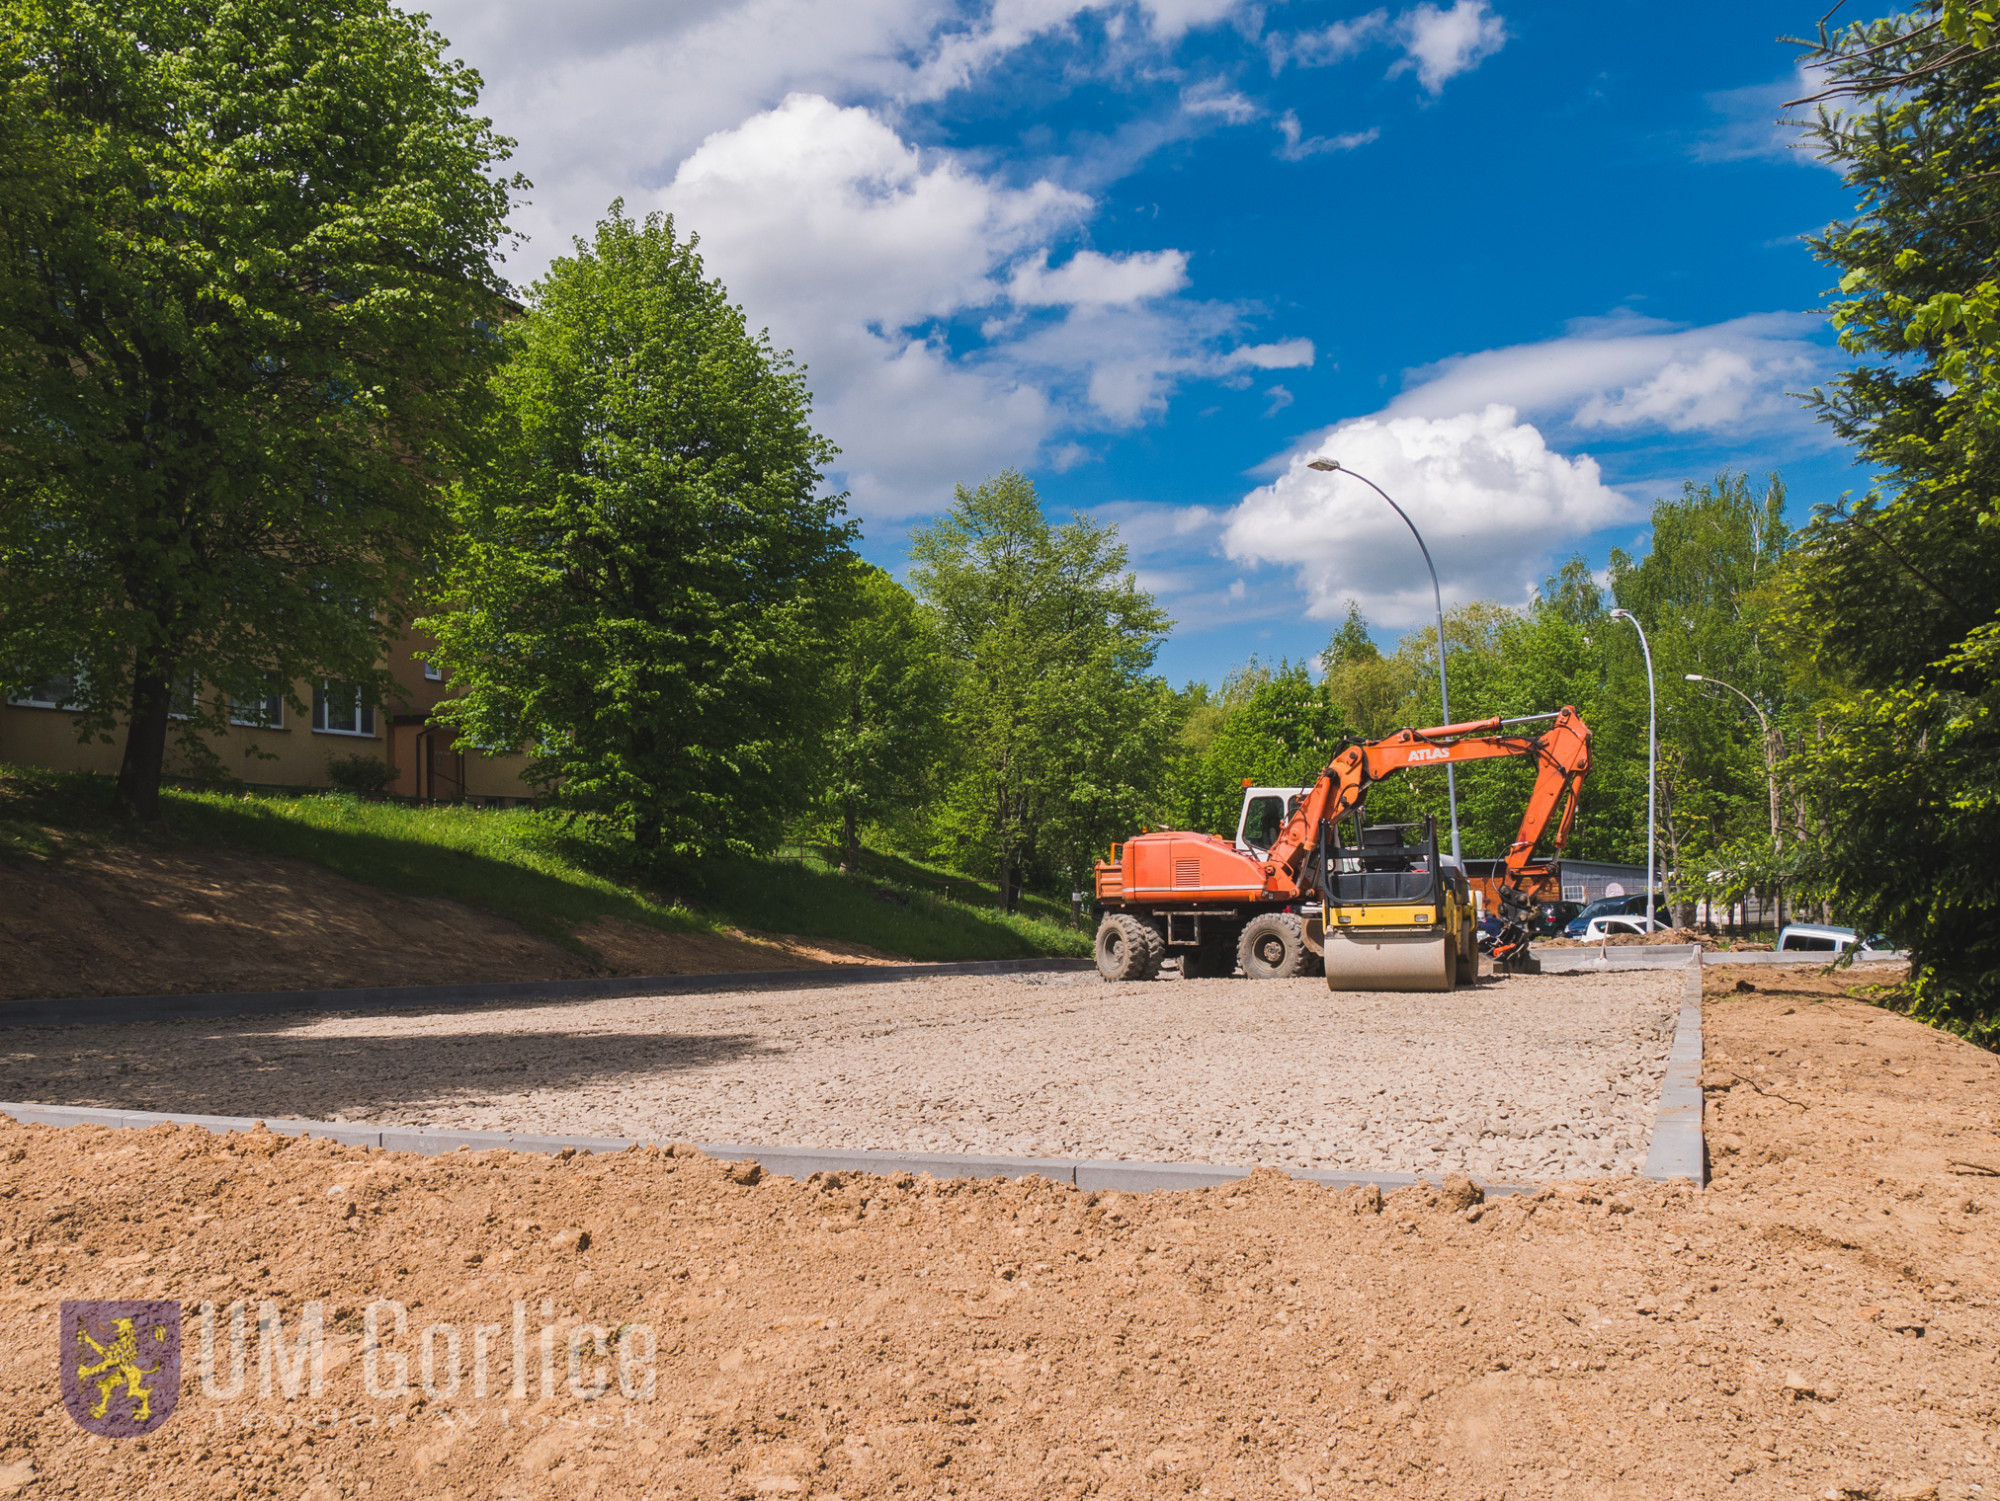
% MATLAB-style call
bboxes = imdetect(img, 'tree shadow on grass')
[0,1021,781,1122]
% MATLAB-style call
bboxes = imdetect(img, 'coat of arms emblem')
[59,1301,181,1437]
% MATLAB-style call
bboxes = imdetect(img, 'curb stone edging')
[0,1100,1534,1198]
[0,956,1099,1030]
[1641,958,1706,1186]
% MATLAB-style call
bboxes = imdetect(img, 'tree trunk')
[841,803,860,874]
[113,653,176,821]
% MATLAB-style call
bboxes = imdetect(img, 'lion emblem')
[59,1301,181,1437]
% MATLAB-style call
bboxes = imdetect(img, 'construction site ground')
[0,969,1679,1183]
[0,962,1995,1501]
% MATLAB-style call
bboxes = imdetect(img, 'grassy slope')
[0,765,1089,963]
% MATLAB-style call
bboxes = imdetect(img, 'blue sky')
[420,0,1862,686]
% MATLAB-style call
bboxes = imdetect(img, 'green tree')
[0,0,519,817]
[1319,601,1410,740]
[1773,8,2000,1039]
[820,564,951,872]
[427,207,853,858]
[1170,661,1348,836]
[909,471,1175,910]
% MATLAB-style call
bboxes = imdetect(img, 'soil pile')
[0,965,1993,1498]
[0,847,900,1001]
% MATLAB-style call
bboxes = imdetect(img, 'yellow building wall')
[2,643,534,804]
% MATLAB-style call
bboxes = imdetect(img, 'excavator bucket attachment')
[1323,930,1454,992]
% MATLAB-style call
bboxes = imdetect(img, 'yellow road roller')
[1319,815,1477,992]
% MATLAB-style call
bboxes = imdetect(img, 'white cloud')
[1383,311,1828,436]
[1221,405,1636,627]
[660,95,1311,513]
[1270,9,1388,70]
[1008,248,1190,306]
[1695,67,1840,172]
[1391,0,1507,94]
[1275,111,1381,160]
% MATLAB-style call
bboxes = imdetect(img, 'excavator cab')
[1234,786,1308,858]
[1318,815,1476,992]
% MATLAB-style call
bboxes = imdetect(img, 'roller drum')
[1323,930,1454,992]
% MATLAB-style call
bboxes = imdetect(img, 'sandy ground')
[0,846,902,1001]
[0,964,1992,1500]
[0,969,1680,1182]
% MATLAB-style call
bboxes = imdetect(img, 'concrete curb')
[1641,959,1706,1185]
[1697,950,1904,968]
[0,1101,1532,1198]
[0,956,1098,1030]
[1532,944,1701,972]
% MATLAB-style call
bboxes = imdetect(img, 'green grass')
[0,763,1089,963]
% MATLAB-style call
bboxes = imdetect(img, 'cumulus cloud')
[1383,311,1829,436]
[1007,248,1190,306]
[660,95,1311,513]
[1221,406,1637,627]
[1391,0,1508,93]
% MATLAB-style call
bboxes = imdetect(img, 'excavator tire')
[1137,921,1166,979]
[1096,914,1158,981]
[1238,912,1310,980]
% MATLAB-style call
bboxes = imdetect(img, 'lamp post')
[1306,457,1461,861]
[1687,671,1783,927]
[1609,608,1657,924]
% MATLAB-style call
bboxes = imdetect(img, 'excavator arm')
[1263,705,1592,915]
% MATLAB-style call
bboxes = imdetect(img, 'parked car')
[1581,915,1669,940]
[1563,893,1668,938]
[1775,924,1898,955]
[1535,900,1582,938]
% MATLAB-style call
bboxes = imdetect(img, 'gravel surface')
[0,969,1682,1181]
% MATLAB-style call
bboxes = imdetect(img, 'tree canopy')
[0,0,520,816]
[427,207,853,858]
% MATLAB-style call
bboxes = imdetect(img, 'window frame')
[229,674,286,730]
[312,680,377,738]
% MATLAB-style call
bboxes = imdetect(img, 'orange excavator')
[1092,706,1593,990]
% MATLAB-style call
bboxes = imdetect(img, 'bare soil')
[0,964,1993,1499]
[0,969,1681,1182]
[0,847,900,1001]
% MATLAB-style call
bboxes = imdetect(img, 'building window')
[422,659,442,682]
[313,681,375,736]
[7,669,82,709]
[230,674,285,729]
[167,672,201,721]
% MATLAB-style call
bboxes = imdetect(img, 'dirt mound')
[0,968,1996,1498]
[1540,926,1765,950]
[0,847,903,1002]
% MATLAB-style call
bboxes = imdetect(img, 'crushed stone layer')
[0,966,1993,1501]
[0,969,1679,1181]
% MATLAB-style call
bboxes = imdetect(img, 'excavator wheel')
[1095,914,1161,981]
[1238,912,1310,980]
[1137,921,1166,979]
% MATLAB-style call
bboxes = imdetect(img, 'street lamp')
[1306,457,1461,861]
[1687,671,1784,926]
[1610,608,1657,923]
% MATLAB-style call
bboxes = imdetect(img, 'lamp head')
[1684,674,1705,682]
[1306,458,1340,472]
[1610,608,1632,622]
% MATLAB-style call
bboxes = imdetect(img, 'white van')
[1775,924,1897,955]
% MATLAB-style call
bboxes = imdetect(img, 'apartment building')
[0,633,532,802]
